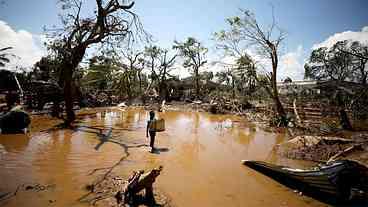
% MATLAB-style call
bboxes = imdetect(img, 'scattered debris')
[277,135,368,163]
[0,183,55,203]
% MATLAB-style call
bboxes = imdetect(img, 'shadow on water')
[150,147,169,154]
[94,128,113,151]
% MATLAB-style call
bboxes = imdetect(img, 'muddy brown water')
[0,108,329,206]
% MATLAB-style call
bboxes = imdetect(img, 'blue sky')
[1,0,368,80]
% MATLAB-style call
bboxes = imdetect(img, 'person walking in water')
[146,111,156,152]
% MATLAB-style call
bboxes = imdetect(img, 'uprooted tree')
[46,0,147,125]
[214,9,288,126]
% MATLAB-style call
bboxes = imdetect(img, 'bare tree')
[214,9,287,125]
[46,0,147,125]
[143,45,177,101]
[143,45,162,95]
[157,48,177,100]
[120,47,144,100]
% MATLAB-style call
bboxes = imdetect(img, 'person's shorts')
[149,130,156,137]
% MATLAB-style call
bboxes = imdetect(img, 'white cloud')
[312,26,368,49]
[170,61,190,78]
[278,45,305,81]
[0,20,45,71]
[189,46,306,81]
[362,26,368,33]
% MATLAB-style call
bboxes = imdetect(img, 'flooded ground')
[0,108,329,206]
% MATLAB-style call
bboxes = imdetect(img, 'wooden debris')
[327,145,362,163]
[116,166,163,205]
[84,166,166,207]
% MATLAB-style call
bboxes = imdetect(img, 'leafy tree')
[233,55,257,95]
[305,41,368,84]
[33,56,62,82]
[83,55,117,91]
[46,0,146,125]
[200,71,214,82]
[173,37,207,99]
[214,9,287,125]
[305,41,354,81]
[304,40,368,130]
[216,68,236,98]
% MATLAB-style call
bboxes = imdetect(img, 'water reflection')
[0,108,326,207]
[0,134,30,153]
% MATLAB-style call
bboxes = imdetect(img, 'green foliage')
[33,56,62,82]
[304,40,368,83]
[199,71,214,81]
[82,56,118,91]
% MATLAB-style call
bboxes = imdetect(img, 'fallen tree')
[81,166,170,206]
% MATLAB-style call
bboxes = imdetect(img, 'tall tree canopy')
[46,0,147,125]
[214,9,288,125]
[305,40,368,84]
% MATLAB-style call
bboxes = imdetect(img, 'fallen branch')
[117,166,163,205]
[327,144,362,163]
[293,99,302,125]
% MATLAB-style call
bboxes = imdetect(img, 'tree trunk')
[232,76,235,99]
[195,67,200,99]
[336,91,353,130]
[270,48,287,126]
[63,67,75,125]
[138,70,142,95]
[125,74,132,102]
[274,95,287,125]
[60,46,86,126]
[339,109,353,130]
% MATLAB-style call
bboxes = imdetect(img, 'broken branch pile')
[277,135,368,163]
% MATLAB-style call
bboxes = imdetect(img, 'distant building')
[277,80,364,96]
